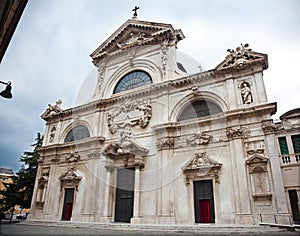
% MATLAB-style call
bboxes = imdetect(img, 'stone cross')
[132,6,139,17]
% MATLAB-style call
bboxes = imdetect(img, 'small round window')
[113,70,152,94]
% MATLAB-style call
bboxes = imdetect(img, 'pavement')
[0,220,299,236]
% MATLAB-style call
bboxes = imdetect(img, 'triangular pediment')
[215,43,268,71]
[90,19,184,64]
[246,155,269,164]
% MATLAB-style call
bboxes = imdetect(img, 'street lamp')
[0,81,12,99]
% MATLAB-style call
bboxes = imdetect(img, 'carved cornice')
[37,137,105,154]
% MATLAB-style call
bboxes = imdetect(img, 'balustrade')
[280,153,300,166]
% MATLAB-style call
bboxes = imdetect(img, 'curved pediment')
[103,135,149,158]
[183,152,222,185]
[90,19,184,64]
[59,168,82,191]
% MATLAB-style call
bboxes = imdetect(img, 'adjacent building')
[0,167,14,191]
[275,109,300,224]
[29,15,293,225]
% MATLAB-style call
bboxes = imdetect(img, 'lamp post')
[0,81,12,99]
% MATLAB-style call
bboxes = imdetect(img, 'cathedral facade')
[29,16,291,225]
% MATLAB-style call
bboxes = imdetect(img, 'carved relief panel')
[107,99,152,134]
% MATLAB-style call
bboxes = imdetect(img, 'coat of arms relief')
[107,99,152,134]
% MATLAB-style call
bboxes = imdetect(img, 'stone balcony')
[280,153,300,166]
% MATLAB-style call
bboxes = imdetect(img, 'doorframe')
[61,187,76,221]
[191,177,219,224]
[113,167,136,223]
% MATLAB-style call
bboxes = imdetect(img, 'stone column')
[101,165,113,222]
[131,156,144,224]
[226,127,252,224]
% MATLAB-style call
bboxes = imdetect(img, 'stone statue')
[241,82,253,104]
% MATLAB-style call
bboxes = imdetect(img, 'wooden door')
[114,168,135,223]
[193,180,215,223]
[62,188,74,221]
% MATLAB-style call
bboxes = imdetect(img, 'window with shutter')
[291,135,300,154]
[278,137,289,155]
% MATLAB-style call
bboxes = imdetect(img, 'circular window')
[113,70,152,94]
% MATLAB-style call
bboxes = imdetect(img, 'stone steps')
[23,220,290,234]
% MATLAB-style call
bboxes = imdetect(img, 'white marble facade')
[28,16,291,225]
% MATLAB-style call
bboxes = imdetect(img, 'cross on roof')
[132,6,139,17]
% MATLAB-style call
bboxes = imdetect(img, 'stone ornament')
[226,127,243,140]
[156,137,175,151]
[103,127,149,158]
[41,99,63,120]
[65,152,80,163]
[186,132,212,146]
[161,39,168,74]
[183,152,222,185]
[88,150,102,159]
[225,43,254,67]
[117,32,153,50]
[59,168,82,191]
[107,99,152,134]
[262,120,276,135]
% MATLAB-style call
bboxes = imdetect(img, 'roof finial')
[132,6,139,19]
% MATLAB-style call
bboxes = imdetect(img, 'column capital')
[262,120,276,135]
[226,126,243,140]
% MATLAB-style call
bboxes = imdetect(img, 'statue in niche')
[49,127,56,143]
[241,82,253,104]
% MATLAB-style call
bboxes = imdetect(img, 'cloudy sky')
[0,0,299,172]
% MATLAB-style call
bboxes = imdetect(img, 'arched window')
[64,125,90,143]
[113,70,152,94]
[178,100,222,121]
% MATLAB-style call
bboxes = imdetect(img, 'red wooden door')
[199,199,211,223]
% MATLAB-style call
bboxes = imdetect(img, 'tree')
[0,178,22,223]
[16,133,43,209]
[0,133,43,222]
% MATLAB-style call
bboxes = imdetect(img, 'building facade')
[29,16,291,225]
[275,109,300,224]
